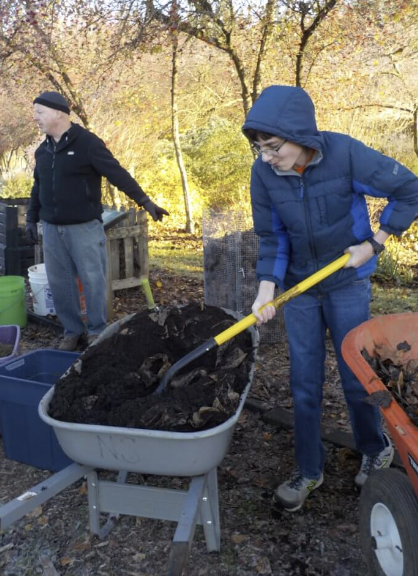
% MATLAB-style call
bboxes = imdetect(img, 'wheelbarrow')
[0,310,259,576]
[342,313,418,576]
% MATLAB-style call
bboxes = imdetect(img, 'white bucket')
[28,264,56,316]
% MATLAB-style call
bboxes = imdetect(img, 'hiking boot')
[58,335,81,351]
[273,471,324,512]
[87,334,99,345]
[355,432,394,489]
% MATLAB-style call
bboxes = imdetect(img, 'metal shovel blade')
[155,253,350,394]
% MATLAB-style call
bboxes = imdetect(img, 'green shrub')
[0,173,33,198]
[182,116,253,214]
[374,240,416,285]
[367,198,417,285]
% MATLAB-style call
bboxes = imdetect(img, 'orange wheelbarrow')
[342,313,418,576]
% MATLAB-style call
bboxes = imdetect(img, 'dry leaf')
[27,506,43,518]
[231,534,247,544]
[72,541,91,552]
[254,478,268,487]
[363,390,392,408]
[256,556,272,574]
[397,341,411,352]
[397,370,404,396]
[37,516,49,526]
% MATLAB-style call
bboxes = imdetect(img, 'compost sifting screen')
[203,211,286,344]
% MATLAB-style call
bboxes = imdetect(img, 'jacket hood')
[242,85,324,151]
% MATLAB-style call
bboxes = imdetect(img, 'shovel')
[155,253,350,394]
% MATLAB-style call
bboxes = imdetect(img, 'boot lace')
[362,455,379,476]
[288,473,304,490]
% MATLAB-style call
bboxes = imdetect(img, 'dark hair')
[243,129,275,143]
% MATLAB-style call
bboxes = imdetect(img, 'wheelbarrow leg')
[87,470,128,538]
[167,542,190,576]
[200,468,220,552]
[167,474,208,576]
[85,468,220,574]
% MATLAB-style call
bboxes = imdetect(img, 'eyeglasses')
[252,140,287,157]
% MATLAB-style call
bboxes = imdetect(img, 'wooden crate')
[105,208,153,318]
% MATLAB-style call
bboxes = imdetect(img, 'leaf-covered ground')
[1,262,414,576]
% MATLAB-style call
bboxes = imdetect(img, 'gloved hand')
[142,200,169,222]
[25,221,39,245]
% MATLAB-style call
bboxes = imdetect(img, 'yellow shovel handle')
[214,253,350,346]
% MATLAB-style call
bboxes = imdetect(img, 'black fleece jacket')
[27,123,150,224]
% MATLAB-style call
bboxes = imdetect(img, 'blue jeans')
[42,220,107,337]
[283,279,385,480]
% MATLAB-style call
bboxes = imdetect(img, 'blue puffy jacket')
[242,85,418,292]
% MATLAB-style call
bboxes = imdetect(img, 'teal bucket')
[0,276,27,328]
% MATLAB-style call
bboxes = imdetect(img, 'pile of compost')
[49,303,255,432]
[362,341,418,427]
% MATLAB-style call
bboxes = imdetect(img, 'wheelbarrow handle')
[214,253,350,346]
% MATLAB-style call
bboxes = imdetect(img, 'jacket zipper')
[52,140,57,216]
[300,177,319,268]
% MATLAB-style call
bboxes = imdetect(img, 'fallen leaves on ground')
[362,343,418,425]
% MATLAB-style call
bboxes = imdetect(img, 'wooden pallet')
[105,208,153,318]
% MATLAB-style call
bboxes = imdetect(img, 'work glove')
[142,200,169,222]
[25,221,39,245]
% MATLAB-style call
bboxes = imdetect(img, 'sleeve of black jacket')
[88,134,151,206]
[26,166,41,223]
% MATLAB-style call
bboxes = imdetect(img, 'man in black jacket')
[26,91,168,350]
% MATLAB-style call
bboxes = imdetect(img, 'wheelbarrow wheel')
[359,468,418,576]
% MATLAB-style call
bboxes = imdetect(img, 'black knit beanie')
[33,91,70,114]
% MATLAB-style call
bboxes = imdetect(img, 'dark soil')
[49,304,254,431]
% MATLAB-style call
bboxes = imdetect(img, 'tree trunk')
[295,0,337,87]
[171,34,193,233]
[251,0,276,103]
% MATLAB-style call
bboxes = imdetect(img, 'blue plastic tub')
[0,349,79,471]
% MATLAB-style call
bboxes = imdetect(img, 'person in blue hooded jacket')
[242,85,418,512]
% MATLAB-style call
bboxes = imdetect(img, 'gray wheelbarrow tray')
[39,310,259,477]
[1,310,258,576]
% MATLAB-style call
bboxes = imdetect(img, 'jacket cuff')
[257,274,282,286]
[379,223,403,236]
[129,190,150,206]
